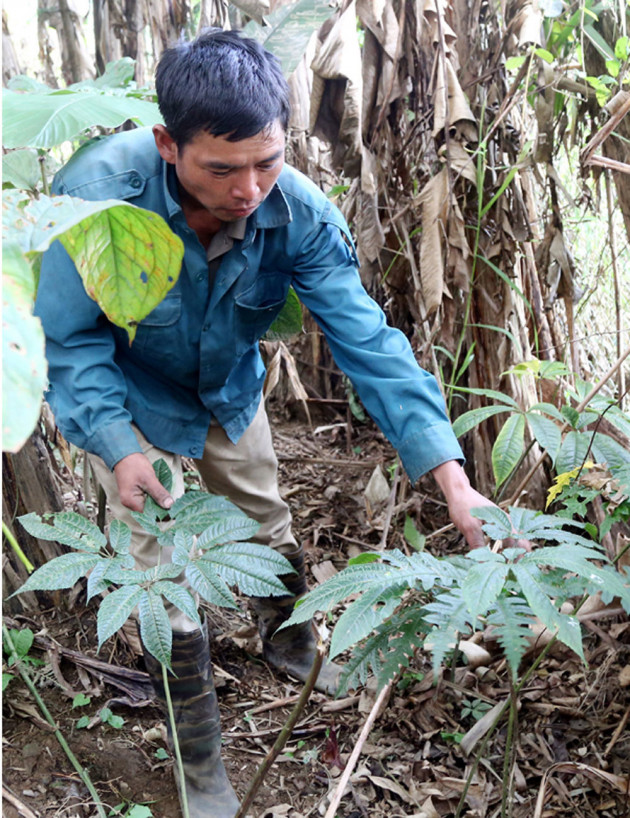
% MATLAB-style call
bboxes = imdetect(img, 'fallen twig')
[323,681,393,818]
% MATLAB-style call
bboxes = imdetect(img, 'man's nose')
[232,169,259,201]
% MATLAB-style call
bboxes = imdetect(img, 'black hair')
[155,28,290,147]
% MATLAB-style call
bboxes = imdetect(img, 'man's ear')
[153,125,178,164]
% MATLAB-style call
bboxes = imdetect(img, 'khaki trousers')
[89,399,297,631]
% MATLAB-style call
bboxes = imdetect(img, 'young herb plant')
[13,460,294,669]
[282,504,630,694]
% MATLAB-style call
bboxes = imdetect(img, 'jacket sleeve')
[291,220,464,484]
[34,239,142,470]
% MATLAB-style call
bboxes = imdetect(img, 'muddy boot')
[252,546,341,696]
[142,623,240,818]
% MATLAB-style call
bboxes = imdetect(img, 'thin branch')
[234,645,324,818]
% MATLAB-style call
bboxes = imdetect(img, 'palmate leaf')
[487,595,534,680]
[423,585,476,675]
[97,585,144,650]
[185,561,238,609]
[138,589,173,668]
[513,563,584,660]
[2,87,162,148]
[15,552,100,595]
[152,581,201,627]
[492,412,526,487]
[461,561,509,619]
[205,543,292,596]
[329,585,404,659]
[169,492,239,520]
[196,515,261,549]
[376,607,432,691]
[287,562,432,628]
[471,505,513,539]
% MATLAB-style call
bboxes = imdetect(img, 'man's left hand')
[431,460,496,550]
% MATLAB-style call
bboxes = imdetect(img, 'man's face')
[154,121,286,223]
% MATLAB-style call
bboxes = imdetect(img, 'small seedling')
[461,698,493,722]
[154,748,169,761]
[72,693,91,709]
[2,628,44,691]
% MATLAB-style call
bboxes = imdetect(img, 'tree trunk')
[2,430,65,613]
[2,9,23,86]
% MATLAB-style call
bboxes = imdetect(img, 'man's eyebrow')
[203,150,284,170]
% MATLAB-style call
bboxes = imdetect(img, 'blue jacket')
[35,128,463,480]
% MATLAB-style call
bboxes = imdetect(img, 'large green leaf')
[2,150,41,191]
[329,586,402,659]
[57,202,183,343]
[527,412,562,464]
[513,562,584,660]
[152,581,201,626]
[2,245,47,451]
[2,88,162,149]
[451,405,512,438]
[265,287,303,340]
[492,412,526,487]
[185,560,239,609]
[555,430,591,474]
[243,0,338,77]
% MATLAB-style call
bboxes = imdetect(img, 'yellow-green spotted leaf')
[57,204,184,342]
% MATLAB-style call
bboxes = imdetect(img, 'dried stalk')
[234,645,324,818]
[323,681,393,818]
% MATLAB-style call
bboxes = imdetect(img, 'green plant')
[461,697,493,722]
[14,461,293,667]
[450,358,630,491]
[284,504,630,694]
[108,802,154,818]
[2,627,44,690]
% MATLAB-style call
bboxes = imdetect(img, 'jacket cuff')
[86,421,143,471]
[398,422,465,485]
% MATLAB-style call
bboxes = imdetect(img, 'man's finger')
[142,475,174,510]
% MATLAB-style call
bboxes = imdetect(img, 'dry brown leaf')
[534,762,630,817]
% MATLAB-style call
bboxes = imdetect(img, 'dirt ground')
[3,406,630,818]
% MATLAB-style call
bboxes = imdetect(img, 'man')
[36,28,493,818]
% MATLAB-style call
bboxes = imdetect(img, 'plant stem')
[501,679,518,818]
[234,646,324,818]
[162,663,190,818]
[454,639,557,818]
[2,520,35,573]
[2,623,107,818]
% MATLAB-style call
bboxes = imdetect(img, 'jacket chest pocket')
[132,294,183,359]
[234,274,291,347]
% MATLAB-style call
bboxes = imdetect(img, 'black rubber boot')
[142,623,240,818]
[252,547,341,696]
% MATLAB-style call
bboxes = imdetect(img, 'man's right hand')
[113,453,174,512]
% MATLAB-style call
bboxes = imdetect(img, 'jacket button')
[130,177,142,189]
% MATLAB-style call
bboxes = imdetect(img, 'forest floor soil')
[3,407,630,818]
